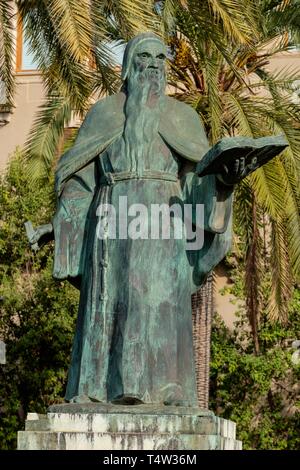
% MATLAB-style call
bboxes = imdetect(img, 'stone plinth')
[18,404,242,450]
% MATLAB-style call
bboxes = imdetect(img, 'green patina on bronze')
[26,33,287,408]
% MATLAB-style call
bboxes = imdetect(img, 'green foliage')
[0,149,79,449]
[168,0,300,343]
[210,266,300,449]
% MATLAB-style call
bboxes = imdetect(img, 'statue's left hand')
[196,135,288,184]
[216,155,259,186]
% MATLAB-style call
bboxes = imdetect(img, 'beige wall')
[0,1,45,172]
[266,49,300,73]
[0,73,45,173]
[259,49,300,86]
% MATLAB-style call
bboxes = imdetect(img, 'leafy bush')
[0,149,78,449]
[210,285,300,450]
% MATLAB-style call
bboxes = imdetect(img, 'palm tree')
[167,0,300,362]
[0,0,159,179]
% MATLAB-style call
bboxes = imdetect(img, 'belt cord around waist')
[100,171,179,186]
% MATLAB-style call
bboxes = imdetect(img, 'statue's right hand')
[24,221,54,251]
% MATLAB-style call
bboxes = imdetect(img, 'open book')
[196,135,288,177]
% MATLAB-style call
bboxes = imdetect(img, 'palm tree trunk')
[192,273,214,409]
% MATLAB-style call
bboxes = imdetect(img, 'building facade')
[0,12,45,172]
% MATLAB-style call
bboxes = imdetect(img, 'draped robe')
[53,92,233,405]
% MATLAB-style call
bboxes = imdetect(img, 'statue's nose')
[148,58,158,68]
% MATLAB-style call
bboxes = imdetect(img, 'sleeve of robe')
[159,97,234,292]
[52,161,96,287]
[52,93,125,287]
[181,164,233,293]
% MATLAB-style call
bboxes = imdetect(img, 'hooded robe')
[53,89,233,405]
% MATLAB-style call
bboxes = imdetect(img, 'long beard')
[126,66,166,104]
[123,67,166,170]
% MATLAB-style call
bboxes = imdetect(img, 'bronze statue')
[26,33,287,407]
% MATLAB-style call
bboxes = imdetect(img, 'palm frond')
[92,45,121,95]
[206,0,258,44]
[244,195,263,353]
[240,67,300,94]
[25,94,72,183]
[100,0,159,39]
[262,0,300,46]
[234,178,257,248]
[224,93,256,136]
[204,53,223,143]
[44,0,93,63]
[0,0,15,107]
[280,163,300,278]
[249,162,286,219]
[268,218,292,321]
[155,0,176,33]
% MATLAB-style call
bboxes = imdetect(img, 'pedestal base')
[18,403,242,450]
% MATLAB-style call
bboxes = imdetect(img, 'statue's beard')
[126,66,166,104]
[123,67,166,169]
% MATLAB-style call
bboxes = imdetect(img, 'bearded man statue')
[47,33,286,406]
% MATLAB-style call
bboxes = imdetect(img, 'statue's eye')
[157,54,166,60]
[140,52,151,58]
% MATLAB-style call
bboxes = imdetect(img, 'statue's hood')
[55,92,209,194]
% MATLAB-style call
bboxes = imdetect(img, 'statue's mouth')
[146,68,161,79]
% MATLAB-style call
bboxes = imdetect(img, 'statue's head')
[122,33,167,96]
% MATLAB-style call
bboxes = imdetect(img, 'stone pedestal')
[18,404,242,450]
